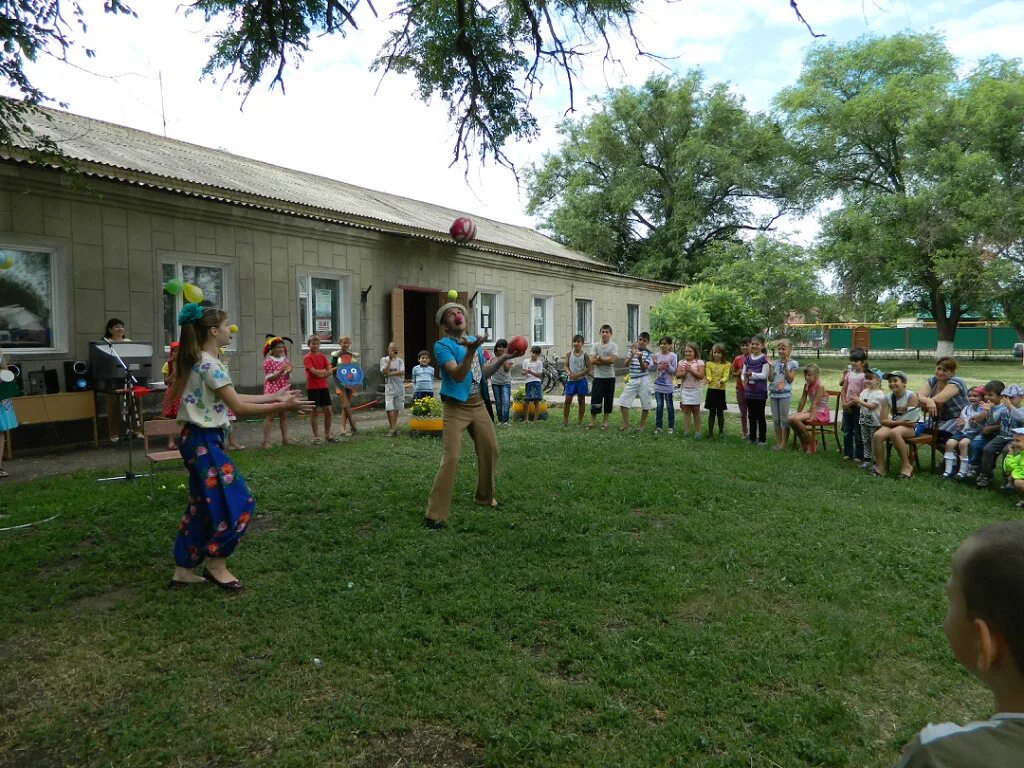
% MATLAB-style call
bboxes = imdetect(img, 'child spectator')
[788,363,830,454]
[303,335,336,444]
[380,342,405,437]
[160,342,181,450]
[741,336,770,446]
[412,350,435,402]
[941,386,986,479]
[854,368,886,470]
[769,339,799,450]
[1004,428,1024,508]
[332,335,360,435]
[261,335,293,448]
[840,347,868,461]
[521,345,544,423]
[976,383,1024,488]
[732,338,751,439]
[562,334,591,428]
[890,520,1024,767]
[0,347,18,478]
[966,381,1006,481]
[589,324,618,431]
[489,339,513,426]
[871,371,922,479]
[652,336,678,434]
[618,332,653,432]
[676,341,705,438]
[704,343,730,438]
[480,347,495,423]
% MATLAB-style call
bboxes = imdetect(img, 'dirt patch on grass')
[71,587,137,614]
[352,723,482,767]
[248,512,279,533]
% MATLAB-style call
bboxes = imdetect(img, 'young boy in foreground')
[892,520,1024,766]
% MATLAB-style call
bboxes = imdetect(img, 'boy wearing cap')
[424,301,520,529]
[890,520,1024,766]
[853,368,886,469]
[1003,428,1024,508]
[941,386,986,479]
[976,383,1024,488]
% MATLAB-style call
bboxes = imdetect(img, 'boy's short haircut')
[638,331,650,341]
[849,346,868,362]
[572,334,584,343]
[960,520,1024,672]
[740,337,752,345]
[307,334,321,344]
[660,336,672,345]
[984,380,1006,395]
[417,350,430,359]
[935,355,957,373]
[600,324,613,333]
[530,345,542,354]
[494,338,508,350]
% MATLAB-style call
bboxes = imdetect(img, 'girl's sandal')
[896,472,913,481]
[0,469,8,478]
[870,467,884,478]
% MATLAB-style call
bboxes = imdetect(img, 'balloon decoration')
[182,283,204,304]
[0,254,14,270]
[447,289,458,300]
[334,351,364,390]
[163,278,183,295]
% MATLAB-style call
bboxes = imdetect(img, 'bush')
[650,282,762,356]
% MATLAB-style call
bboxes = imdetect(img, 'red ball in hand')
[506,335,528,357]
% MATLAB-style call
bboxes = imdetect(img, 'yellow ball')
[229,324,238,334]
[447,289,458,300]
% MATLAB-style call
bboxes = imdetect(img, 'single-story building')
[0,106,675,410]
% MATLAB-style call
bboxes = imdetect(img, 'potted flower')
[409,395,443,435]
[510,386,549,420]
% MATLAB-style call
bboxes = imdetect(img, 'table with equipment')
[5,391,99,458]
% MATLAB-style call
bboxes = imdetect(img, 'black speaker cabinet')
[26,367,60,395]
[63,360,91,391]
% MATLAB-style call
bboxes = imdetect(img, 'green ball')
[447,289,458,300]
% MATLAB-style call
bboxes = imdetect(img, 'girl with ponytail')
[169,303,312,591]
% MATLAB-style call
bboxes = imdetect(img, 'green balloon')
[164,278,184,295]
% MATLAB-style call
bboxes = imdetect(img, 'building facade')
[0,108,674,396]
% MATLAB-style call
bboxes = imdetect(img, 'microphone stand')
[97,341,149,483]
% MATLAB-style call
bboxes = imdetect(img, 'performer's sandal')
[202,568,244,591]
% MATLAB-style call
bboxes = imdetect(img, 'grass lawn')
[0,416,1011,767]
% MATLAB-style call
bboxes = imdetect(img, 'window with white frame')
[475,291,502,341]
[574,298,593,343]
[0,246,64,352]
[532,295,553,345]
[298,273,349,345]
[162,260,235,349]
[627,303,640,342]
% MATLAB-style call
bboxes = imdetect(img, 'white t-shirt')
[858,389,886,427]
[592,341,618,379]
[379,356,405,396]
[522,358,543,383]
[177,352,232,428]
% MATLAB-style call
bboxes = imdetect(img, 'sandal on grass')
[870,467,884,477]
[0,469,8,478]
[202,569,243,592]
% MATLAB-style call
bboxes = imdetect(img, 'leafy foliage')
[526,74,802,280]
[776,33,1024,348]
[650,282,761,355]
[696,236,822,335]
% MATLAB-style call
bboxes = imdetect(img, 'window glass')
[627,303,640,342]
[299,274,347,345]
[575,299,593,342]
[477,292,498,339]
[532,296,551,345]
[162,262,226,348]
[0,249,55,349]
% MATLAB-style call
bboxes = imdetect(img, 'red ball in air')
[449,217,477,242]
[506,335,528,357]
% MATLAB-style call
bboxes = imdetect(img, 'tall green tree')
[777,33,1022,356]
[649,283,762,355]
[696,236,822,336]
[525,74,801,281]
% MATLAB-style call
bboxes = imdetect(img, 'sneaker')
[976,475,991,488]
[654,428,662,435]
[941,469,955,479]
[667,428,674,435]
[1016,500,1024,509]
[694,433,703,440]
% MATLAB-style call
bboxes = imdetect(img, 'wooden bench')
[143,418,182,499]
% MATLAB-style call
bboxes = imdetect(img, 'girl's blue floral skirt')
[173,425,255,568]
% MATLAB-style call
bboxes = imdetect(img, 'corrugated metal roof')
[2,106,665,281]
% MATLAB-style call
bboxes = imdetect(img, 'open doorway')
[391,286,467,377]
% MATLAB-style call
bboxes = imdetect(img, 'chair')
[791,389,841,452]
[143,418,184,499]
[906,426,940,474]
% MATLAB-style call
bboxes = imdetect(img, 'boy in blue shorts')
[521,345,544,423]
[891,520,1024,766]
[562,334,591,427]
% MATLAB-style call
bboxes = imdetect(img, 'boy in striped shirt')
[618,332,653,432]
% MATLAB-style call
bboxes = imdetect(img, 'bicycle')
[541,352,566,394]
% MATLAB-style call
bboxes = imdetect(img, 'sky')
[7,0,1024,242]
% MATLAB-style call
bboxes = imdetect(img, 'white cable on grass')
[0,514,60,532]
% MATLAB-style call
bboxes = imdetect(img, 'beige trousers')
[426,395,498,522]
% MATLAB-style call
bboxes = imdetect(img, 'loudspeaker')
[63,360,91,391]
[26,368,60,395]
